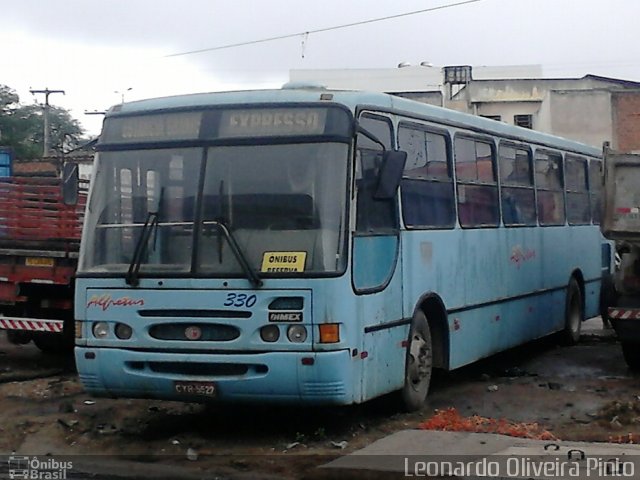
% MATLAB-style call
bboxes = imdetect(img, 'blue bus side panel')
[447,289,566,367]
[401,225,603,370]
[352,235,398,291]
[357,277,406,402]
[352,234,406,401]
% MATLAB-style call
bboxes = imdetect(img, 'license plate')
[25,257,54,267]
[174,381,216,397]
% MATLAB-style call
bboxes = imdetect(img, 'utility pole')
[30,88,65,157]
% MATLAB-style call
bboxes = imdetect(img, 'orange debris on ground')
[609,433,640,444]
[419,407,558,441]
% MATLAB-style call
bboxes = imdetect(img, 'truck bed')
[0,177,85,253]
[601,152,640,242]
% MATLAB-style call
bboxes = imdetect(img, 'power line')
[165,0,485,58]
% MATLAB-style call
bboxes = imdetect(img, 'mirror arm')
[355,124,386,150]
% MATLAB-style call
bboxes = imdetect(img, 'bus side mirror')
[374,150,407,200]
[62,162,79,206]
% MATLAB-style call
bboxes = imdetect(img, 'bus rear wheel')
[401,310,433,412]
[562,278,583,345]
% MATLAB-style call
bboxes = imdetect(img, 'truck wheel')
[6,330,31,345]
[400,310,433,412]
[621,342,640,371]
[33,334,70,355]
[561,278,583,345]
[599,274,617,328]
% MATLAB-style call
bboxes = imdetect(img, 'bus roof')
[108,87,602,158]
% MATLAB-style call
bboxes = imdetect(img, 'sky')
[2,0,640,137]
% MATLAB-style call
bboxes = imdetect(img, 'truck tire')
[621,342,640,371]
[400,310,433,412]
[6,330,31,345]
[33,333,72,355]
[561,278,583,345]
[599,274,617,328]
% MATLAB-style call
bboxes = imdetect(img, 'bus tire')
[400,310,433,412]
[561,278,583,345]
[621,342,640,371]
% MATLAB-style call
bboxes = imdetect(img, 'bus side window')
[398,124,455,229]
[566,156,590,225]
[535,152,565,226]
[499,144,536,226]
[455,137,499,228]
[356,114,397,232]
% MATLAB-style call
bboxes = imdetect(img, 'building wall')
[289,65,543,94]
[458,78,616,104]
[289,67,640,149]
[474,102,540,126]
[613,90,640,152]
[543,90,612,147]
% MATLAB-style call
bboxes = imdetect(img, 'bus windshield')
[79,142,349,278]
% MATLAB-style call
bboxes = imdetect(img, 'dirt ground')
[0,319,638,479]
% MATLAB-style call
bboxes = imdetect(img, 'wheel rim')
[407,332,431,389]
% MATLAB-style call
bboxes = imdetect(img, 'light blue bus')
[75,86,609,410]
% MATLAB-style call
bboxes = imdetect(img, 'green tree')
[0,84,85,159]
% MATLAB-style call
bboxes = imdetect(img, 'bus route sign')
[261,252,307,273]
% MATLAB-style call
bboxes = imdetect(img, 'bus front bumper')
[75,347,355,405]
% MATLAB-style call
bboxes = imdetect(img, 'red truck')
[0,162,84,352]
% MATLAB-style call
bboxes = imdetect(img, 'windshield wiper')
[207,219,263,288]
[126,212,159,287]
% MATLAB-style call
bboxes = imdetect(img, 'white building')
[290,65,640,147]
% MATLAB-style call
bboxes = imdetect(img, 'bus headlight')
[115,323,133,340]
[260,325,280,342]
[287,325,307,343]
[92,322,109,339]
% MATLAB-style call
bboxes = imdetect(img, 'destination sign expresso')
[101,107,338,144]
[218,108,327,137]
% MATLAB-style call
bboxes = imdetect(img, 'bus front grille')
[78,373,102,390]
[127,361,268,377]
[148,323,240,341]
[301,381,346,397]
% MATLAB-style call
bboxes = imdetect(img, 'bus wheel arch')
[400,294,449,412]
[418,294,450,370]
[562,272,585,345]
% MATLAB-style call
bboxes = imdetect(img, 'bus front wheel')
[562,278,583,345]
[401,310,433,412]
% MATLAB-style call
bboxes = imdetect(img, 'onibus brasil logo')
[8,456,72,480]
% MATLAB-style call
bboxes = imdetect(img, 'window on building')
[535,151,565,225]
[455,137,499,227]
[398,124,455,228]
[514,114,533,129]
[588,159,602,225]
[565,156,590,225]
[499,144,536,226]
